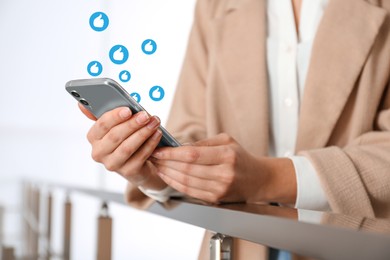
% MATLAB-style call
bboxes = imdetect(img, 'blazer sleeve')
[165,0,211,143]
[124,0,211,207]
[300,80,390,218]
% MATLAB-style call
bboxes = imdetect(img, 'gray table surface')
[49,183,390,260]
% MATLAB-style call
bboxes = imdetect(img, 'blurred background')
[0,0,205,259]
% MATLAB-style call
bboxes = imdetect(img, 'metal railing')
[1,182,115,260]
[2,181,390,260]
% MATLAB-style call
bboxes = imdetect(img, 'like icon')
[89,12,109,32]
[130,92,141,103]
[119,70,131,83]
[87,61,103,76]
[149,86,165,101]
[109,45,129,65]
[141,39,157,55]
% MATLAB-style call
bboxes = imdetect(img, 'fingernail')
[152,151,162,158]
[152,129,162,140]
[136,111,149,125]
[147,116,160,129]
[119,108,131,119]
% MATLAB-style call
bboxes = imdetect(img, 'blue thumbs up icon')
[119,70,131,83]
[109,45,129,65]
[130,92,141,103]
[149,86,165,101]
[141,39,157,55]
[89,12,109,32]
[87,61,103,76]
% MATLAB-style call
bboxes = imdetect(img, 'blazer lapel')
[214,0,269,155]
[296,0,387,151]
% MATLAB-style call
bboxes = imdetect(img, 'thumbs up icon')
[89,12,109,32]
[130,92,141,103]
[152,87,161,99]
[119,70,131,83]
[87,61,103,76]
[149,86,165,101]
[90,63,99,74]
[141,39,157,55]
[109,45,129,65]
[93,14,104,28]
[113,47,124,61]
[144,41,153,52]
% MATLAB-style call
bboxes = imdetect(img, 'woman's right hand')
[79,104,168,190]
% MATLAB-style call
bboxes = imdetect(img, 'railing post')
[96,202,112,260]
[63,196,72,260]
[1,246,15,260]
[46,192,53,260]
[32,187,40,258]
[210,233,233,260]
[25,183,33,255]
[0,205,4,244]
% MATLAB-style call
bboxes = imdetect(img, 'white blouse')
[267,0,329,210]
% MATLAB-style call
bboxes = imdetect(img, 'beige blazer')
[125,0,390,258]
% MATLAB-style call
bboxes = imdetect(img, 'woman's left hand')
[151,133,297,204]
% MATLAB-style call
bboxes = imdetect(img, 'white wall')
[0,0,205,259]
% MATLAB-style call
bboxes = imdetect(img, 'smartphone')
[65,78,180,147]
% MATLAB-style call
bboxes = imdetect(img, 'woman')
[80,0,390,258]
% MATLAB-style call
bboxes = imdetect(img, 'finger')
[193,133,235,147]
[94,111,151,156]
[132,129,163,162]
[152,158,218,181]
[88,107,133,141]
[78,103,97,121]
[102,117,161,171]
[152,145,231,165]
[120,129,163,175]
[157,171,218,203]
[156,165,217,192]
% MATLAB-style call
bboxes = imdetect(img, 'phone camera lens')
[71,91,80,98]
[79,99,89,106]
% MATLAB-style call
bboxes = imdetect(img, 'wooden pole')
[96,203,112,260]
[63,197,72,260]
[1,246,15,260]
[46,192,53,260]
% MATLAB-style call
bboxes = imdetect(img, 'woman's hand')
[151,133,297,204]
[79,104,167,190]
